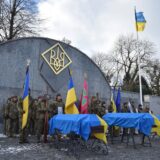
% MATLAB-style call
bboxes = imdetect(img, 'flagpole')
[135,7,143,106]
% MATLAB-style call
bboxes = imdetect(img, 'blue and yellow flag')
[135,10,146,32]
[22,66,29,129]
[94,115,108,144]
[151,114,160,136]
[111,93,117,113]
[65,74,79,114]
[116,87,121,112]
[111,90,120,131]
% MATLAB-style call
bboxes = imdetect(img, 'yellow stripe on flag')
[93,115,108,144]
[111,98,117,113]
[151,114,160,136]
[65,88,79,114]
[136,22,146,31]
[111,95,119,130]
[65,104,79,114]
[22,96,29,129]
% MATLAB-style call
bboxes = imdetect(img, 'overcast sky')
[37,0,160,57]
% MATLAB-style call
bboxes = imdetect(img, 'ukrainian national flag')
[151,114,160,136]
[65,75,79,114]
[111,90,119,131]
[111,93,117,113]
[135,10,146,31]
[22,66,29,129]
[94,115,108,144]
[116,87,121,112]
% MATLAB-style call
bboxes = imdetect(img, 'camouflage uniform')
[121,102,130,140]
[7,97,19,137]
[18,97,29,143]
[36,99,48,142]
[89,96,105,117]
[108,104,114,113]
[48,100,57,120]
[49,94,65,119]
[94,101,106,117]
[29,99,38,135]
[54,100,65,114]
[88,96,97,114]
[143,106,150,113]
[4,99,10,136]
[121,103,129,113]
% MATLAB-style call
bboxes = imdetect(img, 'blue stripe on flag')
[136,12,146,22]
[68,77,74,89]
[22,71,29,99]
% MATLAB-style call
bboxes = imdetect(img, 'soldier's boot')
[37,129,41,143]
[19,129,25,143]
[19,136,24,143]
[24,128,29,143]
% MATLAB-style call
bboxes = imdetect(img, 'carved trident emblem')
[41,43,72,75]
[50,47,64,71]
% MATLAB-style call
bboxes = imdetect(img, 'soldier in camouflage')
[36,97,48,143]
[3,98,11,136]
[54,94,65,114]
[88,96,97,114]
[121,102,129,113]
[88,95,106,117]
[7,96,19,137]
[29,99,38,135]
[18,97,29,143]
[49,94,65,119]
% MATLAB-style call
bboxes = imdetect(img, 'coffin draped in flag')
[65,76,79,114]
[49,114,107,144]
[103,113,154,135]
[22,66,29,129]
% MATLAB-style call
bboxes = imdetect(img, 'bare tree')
[92,52,119,83]
[0,0,41,42]
[109,34,155,90]
[92,35,156,92]
[145,59,160,95]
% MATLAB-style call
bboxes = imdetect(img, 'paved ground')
[0,134,160,160]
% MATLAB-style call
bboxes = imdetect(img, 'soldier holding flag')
[19,60,30,143]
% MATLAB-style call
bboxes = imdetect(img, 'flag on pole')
[111,92,117,113]
[80,78,89,114]
[65,70,79,114]
[135,10,146,31]
[113,87,117,103]
[22,65,30,129]
[111,90,119,131]
[116,87,121,112]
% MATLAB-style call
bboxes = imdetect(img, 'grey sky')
[38,0,160,57]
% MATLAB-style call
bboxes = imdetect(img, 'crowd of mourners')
[2,92,152,144]
[2,93,107,143]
